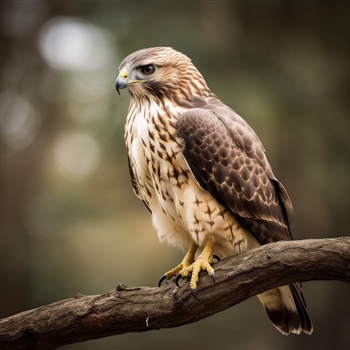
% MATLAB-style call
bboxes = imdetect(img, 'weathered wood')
[1,237,349,350]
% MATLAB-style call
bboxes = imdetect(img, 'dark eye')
[141,64,155,75]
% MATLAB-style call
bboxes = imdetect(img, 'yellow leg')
[158,243,198,286]
[180,238,216,290]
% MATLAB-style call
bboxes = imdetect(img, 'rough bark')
[1,237,349,350]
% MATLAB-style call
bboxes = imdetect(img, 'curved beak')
[116,75,128,95]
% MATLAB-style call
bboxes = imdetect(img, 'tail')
[257,282,313,335]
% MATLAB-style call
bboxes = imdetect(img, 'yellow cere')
[119,69,128,80]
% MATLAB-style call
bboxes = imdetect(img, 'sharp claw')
[191,288,200,300]
[211,270,216,285]
[213,255,221,262]
[175,273,183,288]
[158,275,167,287]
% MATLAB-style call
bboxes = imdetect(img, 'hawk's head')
[116,47,212,102]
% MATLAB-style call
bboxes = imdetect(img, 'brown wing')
[176,104,294,245]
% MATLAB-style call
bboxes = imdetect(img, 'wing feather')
[176,105,294,244]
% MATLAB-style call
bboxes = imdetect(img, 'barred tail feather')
[289,283,313,334]
[257,284,313,335]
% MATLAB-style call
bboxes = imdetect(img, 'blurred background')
[1,1,349,349]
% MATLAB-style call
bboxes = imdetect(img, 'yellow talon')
[181,256,215,290]
[159,239,217,290]
[180,238,216,290]
[159,243,198,286]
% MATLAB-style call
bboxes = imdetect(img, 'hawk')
[116,47,313,335]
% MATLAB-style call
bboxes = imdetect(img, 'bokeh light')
[54,131,101,182]
[1,90,40,150]
[38,17,115,71]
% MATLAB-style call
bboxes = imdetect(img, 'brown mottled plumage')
[116,47,312,335]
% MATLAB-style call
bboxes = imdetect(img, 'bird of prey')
[115,47,313,335]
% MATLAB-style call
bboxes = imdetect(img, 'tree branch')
[1,237,349,350]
